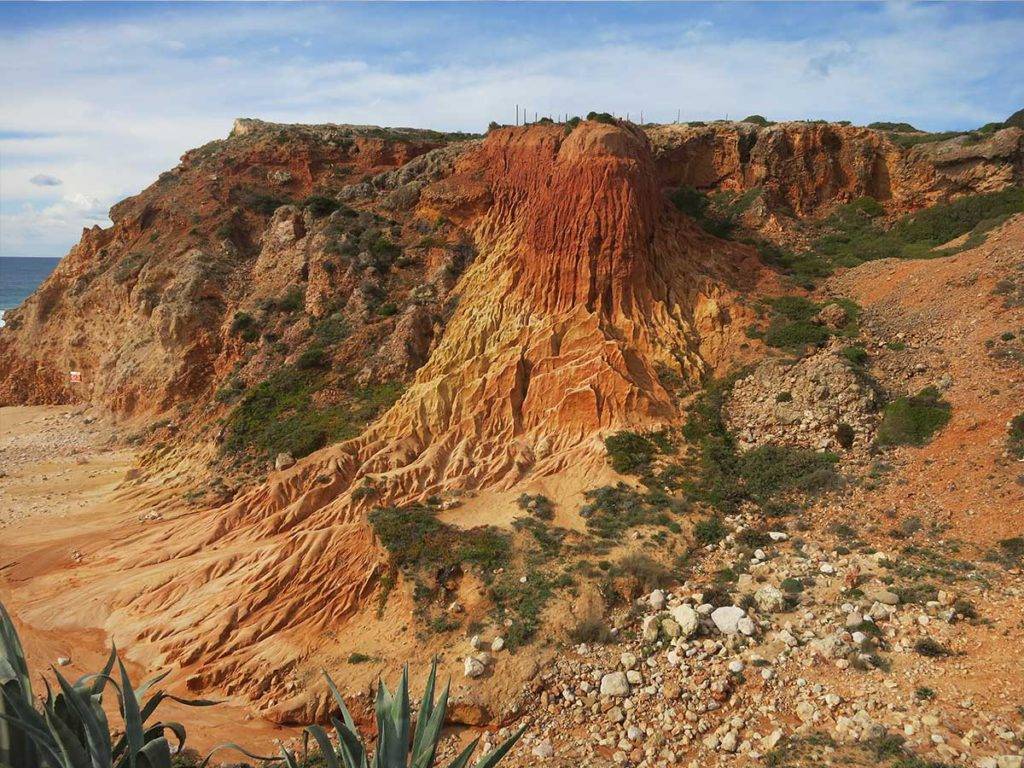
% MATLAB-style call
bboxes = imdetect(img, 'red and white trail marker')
[69,371,82,383]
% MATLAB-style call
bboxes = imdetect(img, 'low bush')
[914,637,952,658]
[875,386,952,447]
[1008,412,1024,458]
[586,111,617,125]
[579,483,680,539]
[516,493,555,520]
[369,502,511,577]
[693,515,727,545]
[222,369,402,461]
[604,430,664,474]
[302,193,341,218]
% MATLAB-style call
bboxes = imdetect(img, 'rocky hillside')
[1,114,1023,767]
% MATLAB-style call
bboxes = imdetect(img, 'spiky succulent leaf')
[409,680,450,768]
[0,602,37,768]
[305,724,342,768]
[331,716,368,768]
[116,655,145,767]
[442,738,479,768]
[133,736,172,768]
[467,726,526,768]
[324,672,364,742]
[196,742,279,767]
[410,660,437,761]
[53,667,112,768]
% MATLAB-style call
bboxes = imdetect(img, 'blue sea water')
[0,256,62,323]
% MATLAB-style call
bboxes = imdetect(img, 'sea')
[0,256,62,326]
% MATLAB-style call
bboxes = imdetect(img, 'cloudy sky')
[1,1,1022,258]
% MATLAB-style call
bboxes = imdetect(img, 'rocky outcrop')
[645,121,1024,223]
[725,347,881,452]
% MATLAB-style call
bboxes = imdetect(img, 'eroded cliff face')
[0,120,447,416]
[646,121,1024,224]
[2,116,1022,722]
[2,121,763,720]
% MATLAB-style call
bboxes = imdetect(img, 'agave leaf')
[143,721,186,753]
[441,738,479,768]
[1,679,43,768]
[196,742,279,768]
[0,604,31,698]
[467,725,525,768]
[329,716,368,768]
[410,659,437,761]
[394,666,410,756]
[0,602,37,768]
[43,703,92,768]
[133,736,171,768]
[279,746,301,768]
[132,670,171,704]
[72,648,117,699]
[0,709,65,767]
[373,678,403,768]
[305,724,342,768]
[409,679,450,768]
[53,667,112,768]
[323,672,363,741]
[116,655,144,768]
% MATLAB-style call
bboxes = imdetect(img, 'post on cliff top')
[515,104,519,126]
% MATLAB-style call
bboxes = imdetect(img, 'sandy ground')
[0,405,294,758]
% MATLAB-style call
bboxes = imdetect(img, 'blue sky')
[1,2,1022,258]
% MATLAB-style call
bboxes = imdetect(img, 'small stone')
[711,606,747,635]
[648,589,666,610]
[531,740,554,759]
[463,657,485,679]
[600,671,630,697]
[491,637,505,652]
[274,452,295,471]
[56,657,71,666]
[669,605,701,638]
[754,585,785,613]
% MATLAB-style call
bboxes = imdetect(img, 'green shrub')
[240,190,289,215]
[868,121,919,132]
[742,114,771,126]
[841,345,869,367]
[586,111,616,125]
[579,483,680,539]
[1008,412,1024,458]
[276,285,305,312]
[604,431,662,474]
[876,387,951,447]
[614,553,672,592]
[737,444,838,500]
[296,345,329,370]
[914,637,952,658]
[303,194,341,218]
[312,312,349,345]
[693,515,727,545]
[836,422,856,450]
[223,370,402,461]
[764,319,829,349]
[516,493,555,520]
[369,503,510,577]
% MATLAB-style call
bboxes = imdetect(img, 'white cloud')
[0,5,1021,257]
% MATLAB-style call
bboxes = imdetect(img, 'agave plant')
[273,662,524,768]
[0,600,269,768]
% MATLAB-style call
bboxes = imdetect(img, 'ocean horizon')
[0,256,62,325]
